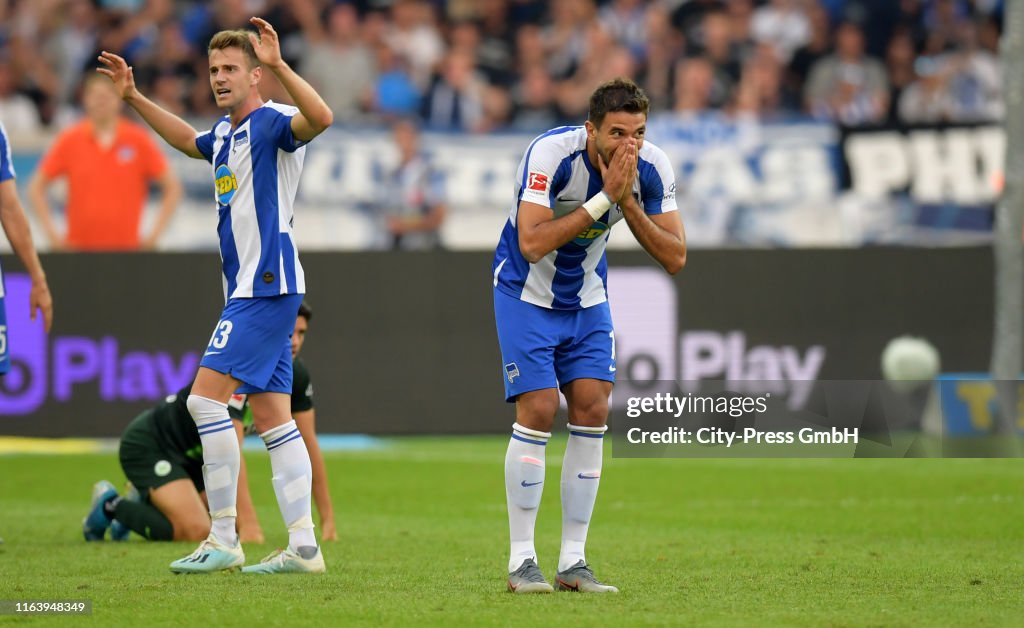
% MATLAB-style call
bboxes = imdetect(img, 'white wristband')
[582,191,612,221]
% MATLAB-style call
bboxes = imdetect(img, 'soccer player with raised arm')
[493,78,686,593]
[98,17,333,574]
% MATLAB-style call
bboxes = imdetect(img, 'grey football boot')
[555,560,620,593]
[507,558,554,593]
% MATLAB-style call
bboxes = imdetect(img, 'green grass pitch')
[1,436,1023,625]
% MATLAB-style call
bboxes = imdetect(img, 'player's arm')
[615,144,686,275]
[0,180,52,332]
[293,408,336,541]
[619,198,686,275]
[141,169,182,250]
[248,18,333,141]
[518,142,635,263]
[96,52,204,159]
[233,419,265,544]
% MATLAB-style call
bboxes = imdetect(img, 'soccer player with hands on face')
[492,77,685,593]
[98,16,333,574]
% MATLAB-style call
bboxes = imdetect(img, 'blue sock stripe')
[570,430,604,439]
[511,432,548,446]
[197,422,236,436]
[196,417,232,430]
[263,427,299,447]
[266,432,303,451]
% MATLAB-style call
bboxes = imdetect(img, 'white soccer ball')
[881,335,941,390]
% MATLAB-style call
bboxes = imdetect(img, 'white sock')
[505,423,550,572]
[188,394,239,546]
[261,420,317,552]
[559,423,606,572]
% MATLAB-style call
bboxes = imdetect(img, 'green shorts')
[119,410,204,494]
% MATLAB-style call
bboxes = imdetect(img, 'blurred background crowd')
[0,0,1007,137]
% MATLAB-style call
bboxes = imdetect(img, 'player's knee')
[515,396,557,432]
[571,396,609,426]
[186,394,224,423]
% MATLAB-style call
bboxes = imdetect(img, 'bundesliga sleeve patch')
[527,172,549,192]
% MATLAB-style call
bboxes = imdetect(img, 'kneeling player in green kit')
[82,302,337,544]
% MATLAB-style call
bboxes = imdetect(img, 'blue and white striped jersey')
[0,121,15,183]
[492,125,678,310]
[196,101,307,300]
[0,121,14,296]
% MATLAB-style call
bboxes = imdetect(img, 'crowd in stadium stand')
[0,0,1005,136]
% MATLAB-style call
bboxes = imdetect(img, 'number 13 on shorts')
[206,319,233,353]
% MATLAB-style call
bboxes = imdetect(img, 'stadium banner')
[8,118,844,251]
[9,121,1005,252]
[0,247,991,438]
[838,122,1002,243]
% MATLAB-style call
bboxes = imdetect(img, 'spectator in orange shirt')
[28,74,181,251]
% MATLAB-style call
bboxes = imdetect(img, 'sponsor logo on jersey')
[573,221,608,246]
[215,164,238,205]
[527,172,549,192]
[154,460,172,477]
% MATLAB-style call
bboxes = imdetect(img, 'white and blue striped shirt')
[0,121,14,297]
[196,101,307,300]
[492,125,678,310]
[0,121,15,183]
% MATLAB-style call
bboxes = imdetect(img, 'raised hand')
[599,140,638,204]
[96,51,138,100]
[249,17,284,69]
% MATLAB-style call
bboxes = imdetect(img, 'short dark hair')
[588,77,650,129]
[298,301,313,322]
[208,29,260,68]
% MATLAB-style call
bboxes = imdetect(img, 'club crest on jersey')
[505,362,520,383]
[527,172,549,192]
[215,164,238,205]
[574,221,608,246]
[232,130,248,151]
[116,145,136,163]
[154,460,172,477]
